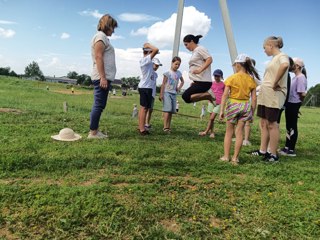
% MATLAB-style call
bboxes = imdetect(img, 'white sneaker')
[242,140,252,146]
[87,131,108,139]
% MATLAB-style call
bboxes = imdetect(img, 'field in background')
[0,76,319,239]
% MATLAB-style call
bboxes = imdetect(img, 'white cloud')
[109,34,124,40]
[118,13,161,22]
[131,27,148,36]
[0,20,17,25]
[60,32,70,39]
[0,27,15,38]
[79,10,103,19]
[130,6,211,49]
[47,57,59,67]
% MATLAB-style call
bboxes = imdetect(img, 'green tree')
[67,71,78,79]
[77,74,91,86]
[0,67,10,76]
[121,76,140,90]
[25,61,45,81]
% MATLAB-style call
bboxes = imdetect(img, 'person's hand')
[219,112,224,121]
[100,78,108,89]
[272,83,281,91]
[192,68,202,74]
[159,96,163,101]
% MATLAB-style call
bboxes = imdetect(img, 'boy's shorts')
[138,88,153,108]
[225,101,252,124]
[207,102,220,114]
[163,92,177,113]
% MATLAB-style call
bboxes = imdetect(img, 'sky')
[0,0,319,89]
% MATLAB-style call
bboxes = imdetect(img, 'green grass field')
[0,76,319,239]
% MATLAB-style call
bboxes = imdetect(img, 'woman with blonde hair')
[88,14,118,139]
[251,36,289,161]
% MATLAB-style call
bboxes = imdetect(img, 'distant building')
[45,76,77,85]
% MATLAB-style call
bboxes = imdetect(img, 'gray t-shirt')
[188,45,212,82]
[91,31,116,81]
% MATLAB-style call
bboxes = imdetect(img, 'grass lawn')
[0,76,319,239]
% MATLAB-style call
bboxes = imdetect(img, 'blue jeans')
[90,80,111,130]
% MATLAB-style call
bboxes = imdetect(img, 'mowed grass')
[0,76,319,239]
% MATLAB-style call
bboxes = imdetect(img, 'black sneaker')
[266,154,279,163]
[250,149,267,157]
[286,150,296,157]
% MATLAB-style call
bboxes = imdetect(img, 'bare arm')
[177,76,185,92]
[219,86,230,120]
[192,56,212,74]
[143,43,159,60]
[159,75,168,101]
[94,40,108,89]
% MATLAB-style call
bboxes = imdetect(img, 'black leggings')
[284,102,301,150]
[182,81,212,103]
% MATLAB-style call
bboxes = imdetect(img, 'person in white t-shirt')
[137,43,159,135]
[88,14,118,139]
[145,58,162,131]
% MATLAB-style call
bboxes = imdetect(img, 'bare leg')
[222,121,234,160]
[232,121,245,162]
[190,92,212,102]
[138,106,148,132]
[163,112,170,129]
[244,121,250,141]
[145,109,153,126]
[259,118,269,152]
[268,121,280,155]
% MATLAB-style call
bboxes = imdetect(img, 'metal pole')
[219,0,238,66]
[172,0,185,58]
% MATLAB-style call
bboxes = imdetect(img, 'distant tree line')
[1,61,143,89]
[304,84,320,107]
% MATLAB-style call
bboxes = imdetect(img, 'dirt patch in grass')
[0,108,23,114]
[0,227,19,240]
[53,89,92,95]
[160,219,181,233]
[209,216,222,228]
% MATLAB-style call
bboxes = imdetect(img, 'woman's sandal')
[230,159,239,166]
[198,131,207,136]
[219,156,229,162]
[209,133,215,138]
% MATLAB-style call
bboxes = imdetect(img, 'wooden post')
[63,101,68,112]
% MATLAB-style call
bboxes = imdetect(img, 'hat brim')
[51,133,82,142]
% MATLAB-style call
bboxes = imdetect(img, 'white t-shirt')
[91,31,116,81]
[138,55,154,89]
[188,45,212,82]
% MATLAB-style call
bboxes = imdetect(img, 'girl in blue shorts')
[159,56,184,132]
[219,54,260,165]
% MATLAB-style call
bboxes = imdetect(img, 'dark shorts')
[182,81,212,103]
[138,88,153,108]
[257,105,280,122]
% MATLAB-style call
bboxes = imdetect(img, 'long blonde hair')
[97,14,118,34]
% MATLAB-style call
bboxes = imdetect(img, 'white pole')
[172,0,185,58]
[219,0,238,66]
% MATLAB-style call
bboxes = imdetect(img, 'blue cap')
[213,69,223,78]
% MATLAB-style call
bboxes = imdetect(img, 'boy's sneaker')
[88,131,108,139]
[286,150,296,157]
[265,154,279,163]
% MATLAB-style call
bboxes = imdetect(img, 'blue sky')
[0,0,319,89]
